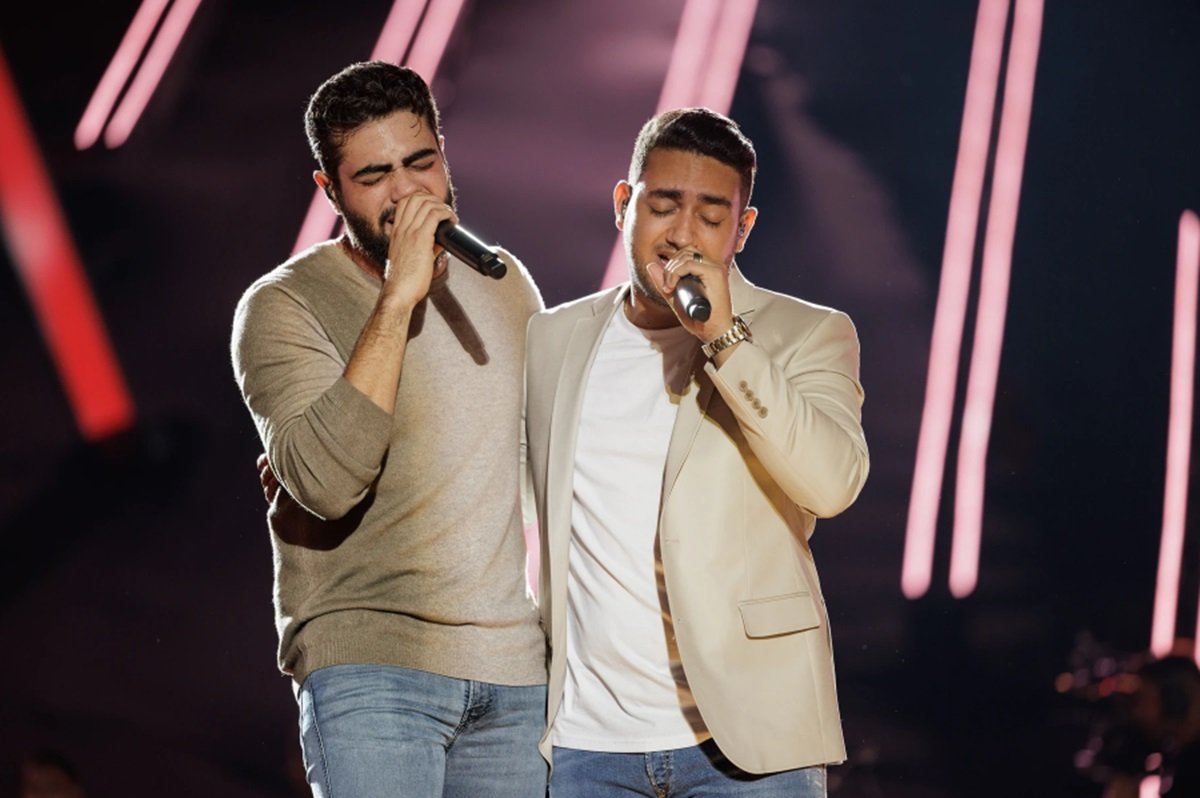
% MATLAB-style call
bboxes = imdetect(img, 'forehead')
[637,148,743,206]
[336,110,437,172]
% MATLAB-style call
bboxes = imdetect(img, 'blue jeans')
[297,663,548,798]
[550,742,826,798]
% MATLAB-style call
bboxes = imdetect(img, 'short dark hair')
[628,107,757,208]
[304,61,442,178]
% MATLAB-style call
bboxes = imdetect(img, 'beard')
[339,175,458,272]
[625,237,673,310]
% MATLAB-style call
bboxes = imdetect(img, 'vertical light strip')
[601,0,759,288]
[901,0,1010,599]
[1150,210,1200,657]
[292,0,439,255]
[74,0,170,150]
[370,0,429,62]
[291,191,341,257]
[0,48,135,440]
[948,0,1043,598]
[405,0,467,80]
[700,0,759,114]
[655,0,721,111]
[104,0,204,148]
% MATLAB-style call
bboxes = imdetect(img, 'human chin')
[627,246,671,309]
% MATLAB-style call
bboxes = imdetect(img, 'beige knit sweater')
[231,241,546,687]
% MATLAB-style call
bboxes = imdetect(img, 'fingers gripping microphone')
[435,221,507,280]
[674,275,711,321]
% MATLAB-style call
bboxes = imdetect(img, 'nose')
[385,170,423,202]
[665,214,697,251]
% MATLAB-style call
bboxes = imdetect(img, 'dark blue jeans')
[297,663,547,798]
[551,742,827,798]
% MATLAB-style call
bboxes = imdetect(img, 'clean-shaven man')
[524,107,869,797]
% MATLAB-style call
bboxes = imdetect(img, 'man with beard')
[230,61,546,798]
[524,108,869,796]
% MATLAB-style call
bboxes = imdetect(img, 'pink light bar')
[602,0,759,288]
[1151,210,1200,657]
[104,0,204,148]
[902,0,1010,599]
[371,0,429,63]
[405,0,467,81]
[292,188,341,257]
[0,48,135,440]
[74,0,170,150]
[948,0,1043,599]
[656,0,722,111]
[701,0,759,114]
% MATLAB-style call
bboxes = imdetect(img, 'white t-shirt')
[551,306,710,752]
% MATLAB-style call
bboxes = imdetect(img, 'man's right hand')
[343,191,456,416]
[380,191,457,312]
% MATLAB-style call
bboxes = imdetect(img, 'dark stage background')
[2,2,1199,796]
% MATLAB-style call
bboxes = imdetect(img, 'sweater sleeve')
[703,309,869,519]
[231,279,392,520]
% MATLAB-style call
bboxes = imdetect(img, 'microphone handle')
[435,221,507,280]
[675,275,711,321]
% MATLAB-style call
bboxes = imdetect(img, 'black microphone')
[674,275,711,321]
[435,220,507,280]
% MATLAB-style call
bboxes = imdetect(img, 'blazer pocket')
[738,592,821,638]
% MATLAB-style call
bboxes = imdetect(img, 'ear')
[735,207,758,253]
[313,171,340,214]
[613,181,632,230]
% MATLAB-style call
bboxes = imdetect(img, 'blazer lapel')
[545,288,624,608]
[660,350,712,525]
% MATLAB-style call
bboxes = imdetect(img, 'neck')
[339,236,384,281]
[623,286,680,330]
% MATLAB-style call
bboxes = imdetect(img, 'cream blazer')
[524,267,869,774]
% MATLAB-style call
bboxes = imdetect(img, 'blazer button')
[739,380,749,391]
[758,407,768,418]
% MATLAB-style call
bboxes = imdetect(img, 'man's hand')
[379,192,458,313]
[647,248,735,342]
[343,192,457,415]
[257,452,280,505]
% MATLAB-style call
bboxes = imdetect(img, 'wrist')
[701,315,752,359]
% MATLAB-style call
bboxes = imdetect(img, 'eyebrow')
[349,147,440,181]
[646,187,732,209]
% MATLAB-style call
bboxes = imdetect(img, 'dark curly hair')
[304,61,442,180]
[628,107,756,209]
